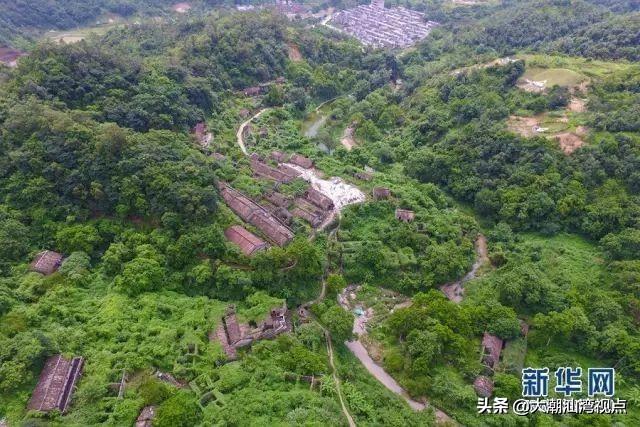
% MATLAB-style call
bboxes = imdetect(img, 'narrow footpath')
[326,330,357,427]
[236,108,268,155]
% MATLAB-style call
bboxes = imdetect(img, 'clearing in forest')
[171,3,192,13]
[43,20,122,44]
[507,115,544,138]
[288,43,303,62]
[521,67,586,88]
[517,54,636,79]
[516,67,587,93]
[340,123,357,151]
[555,130,586,155]
[507,114,587,155]
[508,56,598,154]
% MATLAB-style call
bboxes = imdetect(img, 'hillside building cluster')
[330,1,438,48]
[220,152,340,254]
[219,182,295,247]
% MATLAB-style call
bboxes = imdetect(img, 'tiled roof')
[290,153,313,169]
[30,250,63,275]
[225,225,269,256]
[27,355,84,413]
[306,188,334,211]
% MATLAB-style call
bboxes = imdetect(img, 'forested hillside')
[549,12,640,61]
[0,0,168,45]
[1,0,639,425]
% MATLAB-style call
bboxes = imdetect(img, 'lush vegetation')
[0,0,226,46]
[1,0,639,425]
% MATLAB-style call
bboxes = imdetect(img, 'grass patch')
[521,67,586,87]
[517,53,638,79]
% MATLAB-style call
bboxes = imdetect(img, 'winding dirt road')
[336,234,491,424]
[338,287,454,423]
[440,234,488,303]
[236,108,268,155]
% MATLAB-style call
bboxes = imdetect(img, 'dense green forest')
[0,0,244,45]
[1,0,639,425]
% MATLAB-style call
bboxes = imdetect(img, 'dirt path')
[338,287,455,423]
[236,108,268,155]
[345,340,425,411]
[304,226,355,427]
[441,234,488,303]
[337,288,455,422]
[326,330,357,427]
[340,123,357,151]
[335,235,491,423]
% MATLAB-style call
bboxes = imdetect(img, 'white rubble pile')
[284,164,366,211]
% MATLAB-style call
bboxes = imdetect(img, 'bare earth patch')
[287,44,302,62]
[516,79,546,93]
[568,97,586,112]
[56,35,85,44]
[508,115,588,155]
[340,123,357,151]
[172,2,192,13]
[507,115,542,137]
[555,132,585,155]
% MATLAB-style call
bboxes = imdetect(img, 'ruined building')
[214,304,291,360]
[289,153,313,169]
[395,208,415,222]
[218,183,294,246]
[305,188,334,211]
[292,198,325,228]
[473,332,505,397]
[224,225,269,256]
[27,355,84,413]
[30,251,63,275]
[480,332,504,371]
[372,187,391,200]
